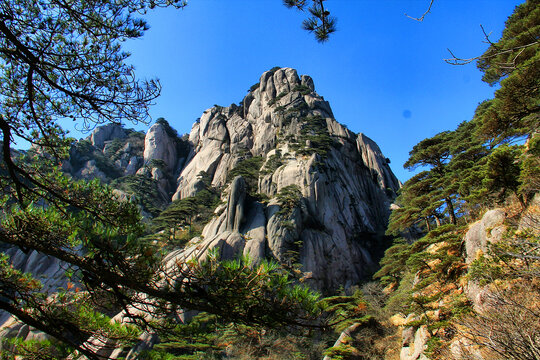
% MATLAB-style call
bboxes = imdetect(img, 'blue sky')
[111,0,522,182]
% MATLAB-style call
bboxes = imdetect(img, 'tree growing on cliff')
[446,0,539,144]
[403,131,457,225]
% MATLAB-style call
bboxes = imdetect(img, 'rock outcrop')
[27,67,400,292]
[90,123,127,149]
[166,67,400,290]
[464,209,506,265]
[143,122,179,172]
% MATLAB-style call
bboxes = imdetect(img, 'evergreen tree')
[483,144,524,206]
[381,2,539,355]
[282,0,336,42]
[475,0,539,143]
[404,131,457,225]
[387,171,443,236]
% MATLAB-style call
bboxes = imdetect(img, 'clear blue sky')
[111,0,522,182]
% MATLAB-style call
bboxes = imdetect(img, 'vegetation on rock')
[377,1,540,358]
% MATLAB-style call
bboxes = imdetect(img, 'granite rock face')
[167,67,400,290]
[464,209,506,265]
[90,123,127,149]
[463,208,507,311]
[143,122,179,172]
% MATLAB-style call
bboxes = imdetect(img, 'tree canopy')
[390,0,539,237]
[475,0,539,143]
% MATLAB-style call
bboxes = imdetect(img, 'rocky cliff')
[173,67,400,290]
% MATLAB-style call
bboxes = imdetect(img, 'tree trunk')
[425,217,432,232]
[445,197,456,225]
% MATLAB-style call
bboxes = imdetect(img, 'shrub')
[249,82,260,92]
[227,156,264,195]
[276,185,302,216]
[268,91,288,107]
[289,115,334,157]
[292,84,312,95]
[110,174,168,216]
[262,151,283,175]
[456,282,540,360]
[268,66,281,74]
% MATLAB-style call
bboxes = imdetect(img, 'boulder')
[90,123,127,149]
[143,122,178,172]
[464,209,506,264]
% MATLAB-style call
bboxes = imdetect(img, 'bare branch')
[405,0,435,22]
[444,23,539,66]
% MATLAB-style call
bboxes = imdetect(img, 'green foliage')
[268,66,282,74]
[384,271,415,315]
[71,139,123,180]
[146,312,329,360]
[151,189,220,247]
[483,144,523,204]
[378,224,467,319]
[389,116,516,237]
[0,337,72,359]
[320,290,372,333]
[0,166,158,358]
[103,138,126,159]
[475,0,539,143]
[373,238,411,287]
[381,4,539,356]
[227,156,264,194]
[171,250,322,327]
[519,134,540,200]
[143,312,223,359]
[276,185,302,216]
[323,343,359,360]
[0,2,335,358]
[404,131,453,171]
[261,150,283,175]
[283,0,336,42]
[268,91,288,106]
[148,158,169,172]
[469,227,540,284]
[278,101,310,128]
[111,174,168,216]
[249,82,260,92]
[292,84,312,95]
[424,336,443,358]
[290,115,334,157]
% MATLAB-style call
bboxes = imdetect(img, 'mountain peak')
[64,68,399,290]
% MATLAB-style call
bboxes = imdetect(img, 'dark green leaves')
[283,0,336,42]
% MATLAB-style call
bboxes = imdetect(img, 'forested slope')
[373,1,539,358]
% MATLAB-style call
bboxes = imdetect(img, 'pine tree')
[282,0,336,42]
[476,0,540,143]
[404,131,457,225]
